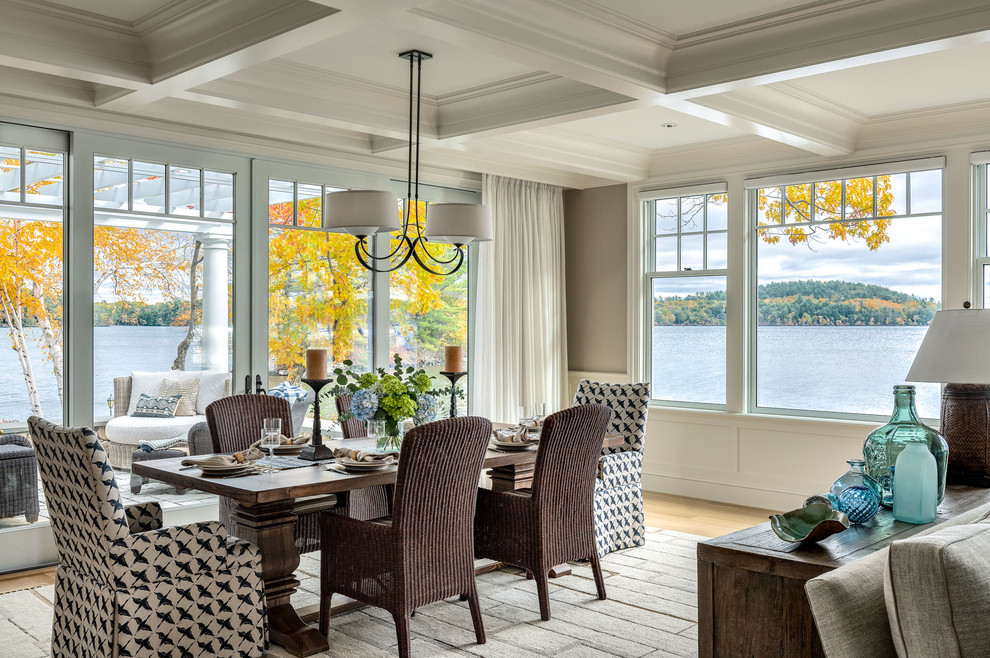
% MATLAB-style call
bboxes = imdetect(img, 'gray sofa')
[806,502,990,657]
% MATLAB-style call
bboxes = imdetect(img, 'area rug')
[0,528,701,658]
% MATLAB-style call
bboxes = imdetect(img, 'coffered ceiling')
[1,0,990,188]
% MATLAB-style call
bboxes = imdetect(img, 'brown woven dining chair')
[474,403,611,621]
[319,416,492,657]
[206,394,338,554]
[335,394,392,520]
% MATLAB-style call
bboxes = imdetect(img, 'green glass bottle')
[863,385,948,507]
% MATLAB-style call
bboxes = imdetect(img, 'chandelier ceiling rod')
[321,49,493,276]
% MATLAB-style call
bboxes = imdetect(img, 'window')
[388,200,470,412]
[93,156,234,422]
[0,142,66,426]
[753,165,943,417]
[975,159,990,306]
[267,179,373,387]
[644,187,728,406]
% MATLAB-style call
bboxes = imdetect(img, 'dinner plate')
[490,439,536,451]
[336,456,395,471]
[198,465,258,477]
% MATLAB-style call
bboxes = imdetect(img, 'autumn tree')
[757,176,894,250]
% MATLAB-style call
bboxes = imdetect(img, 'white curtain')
[473,174,568,423]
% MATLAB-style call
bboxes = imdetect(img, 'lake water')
[0,326,195,424]
[654,325,940,417]
[0,325,942,424]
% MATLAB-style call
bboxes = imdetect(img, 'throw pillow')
[196,371,231,414]
[131,393,181,418]
[269,381,308,401]
[162,377,200,417]
[884,522,990,657]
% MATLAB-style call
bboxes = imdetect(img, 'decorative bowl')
[770,503,850,543]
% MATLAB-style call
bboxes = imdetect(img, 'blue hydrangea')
[415,393,439,425]
[350,388,379,422]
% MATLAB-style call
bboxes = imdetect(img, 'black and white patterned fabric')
[573,380,650,556]
[27,416,268,658]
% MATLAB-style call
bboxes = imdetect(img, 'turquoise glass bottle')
[863,385,948,507]
[892,442,938,524]
[828,459,882,524]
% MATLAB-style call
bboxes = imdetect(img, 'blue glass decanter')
[828,459,882,524]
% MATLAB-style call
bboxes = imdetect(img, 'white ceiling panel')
[582,0,821,37]
[554,105,745,150]
[278,22,536,97]
[787,41,990,118]
[40,0,176,23]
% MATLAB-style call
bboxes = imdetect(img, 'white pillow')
[126,370,201,415]
[196,371,231,414]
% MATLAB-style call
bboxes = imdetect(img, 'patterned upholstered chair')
[572,380,651,556]
[27,416,267,658]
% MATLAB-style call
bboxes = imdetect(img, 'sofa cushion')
[105,414,206,446]
[127,370,228,415]
[196,371,230,414]
[885,522,990,657]
[162,377,200,416]
[805,502,990,658]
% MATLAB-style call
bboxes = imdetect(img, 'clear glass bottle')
[828,459,882,524]
[863,385,948,507]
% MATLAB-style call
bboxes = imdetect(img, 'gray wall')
[563,184,628,373]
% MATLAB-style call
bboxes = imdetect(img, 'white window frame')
[641,183,728,409]
[746,158,946,421]
[972,154,990,307]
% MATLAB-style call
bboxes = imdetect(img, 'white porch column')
[199,237,230,371]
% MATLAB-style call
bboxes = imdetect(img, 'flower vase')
[828,459,882,524]
[863,385,948,507]
[376,419,404,452]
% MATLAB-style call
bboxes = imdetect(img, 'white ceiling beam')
[96,0,430,111]
[0,1,148,88]
[665,0,990,96]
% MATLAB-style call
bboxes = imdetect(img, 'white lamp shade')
[323,190,399,236]
[424,203,493,245]
[906,309,990,384]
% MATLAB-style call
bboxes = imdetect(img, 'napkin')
[333,447,399,462]
[250,434,309,449]
[493,426,530,443]
[181,448,265,468]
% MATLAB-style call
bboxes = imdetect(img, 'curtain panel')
[474,174,568,422]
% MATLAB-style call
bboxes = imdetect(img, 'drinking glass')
[366,419,385,440]
[263,417,281,437]
[534,402,547,424]
[261,428,281,477]
[518,405,534,427]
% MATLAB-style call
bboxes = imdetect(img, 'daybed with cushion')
[103,370,230,469]
[805,500,990,658]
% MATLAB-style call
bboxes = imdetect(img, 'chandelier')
[322,50,492,275]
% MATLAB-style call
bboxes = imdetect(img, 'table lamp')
[906,306,990,486]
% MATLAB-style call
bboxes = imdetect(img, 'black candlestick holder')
[299,378,335,461]
[440,371,467,418]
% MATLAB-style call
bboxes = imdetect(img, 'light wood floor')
[0,492,776,595]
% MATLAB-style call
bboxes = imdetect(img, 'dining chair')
[335,393,392,520]
[573,379,651,556]
[319,416,492,657]
[474,403,611,621]
[206,393,337,554]
[28,416,267,657]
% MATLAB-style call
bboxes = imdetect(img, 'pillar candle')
[306,348,328,380]
[444,345,463,373]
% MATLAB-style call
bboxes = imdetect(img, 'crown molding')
[0,0,136,33]
[674,0,873,45]
[545,0,677,45]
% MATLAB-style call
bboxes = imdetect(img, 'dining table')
[133,429,625,657]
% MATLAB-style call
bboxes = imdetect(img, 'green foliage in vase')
[330,353,432,426]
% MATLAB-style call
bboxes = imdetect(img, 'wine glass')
[518,405,534,428]
[534,402,547,424]
[260,429,281,477]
